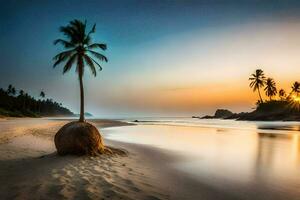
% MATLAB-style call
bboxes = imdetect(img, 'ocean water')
[101,118,300,199]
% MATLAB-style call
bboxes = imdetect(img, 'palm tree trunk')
[258,88,263,103]
[79,74,85,122]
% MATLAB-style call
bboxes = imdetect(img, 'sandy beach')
[0,118,236,200]
[2,118,300,200]
[0,118,169,200]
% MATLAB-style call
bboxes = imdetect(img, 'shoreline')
[1,118,299,199]
[107,139,240,200]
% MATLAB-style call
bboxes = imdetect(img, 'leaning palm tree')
[278,89,286,100]
[249,69,266,103]
[264,78,277,100]
[53,19,108,122]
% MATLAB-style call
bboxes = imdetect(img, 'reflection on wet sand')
[103,119,300,199]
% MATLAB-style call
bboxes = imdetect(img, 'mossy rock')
[54,121,105,156]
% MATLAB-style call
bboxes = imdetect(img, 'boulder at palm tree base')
[54,121,105,156]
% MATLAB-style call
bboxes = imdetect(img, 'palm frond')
[88,43,107,50]
[83,23,96,45]
[83,55,96,76]
[63,54,77,74]
[59,26,75,39]
[89,57,103,71]
[86,24,96,38]
[70,20,85,42]
[88,50,108,62]
[84,35,91,45]
[53,49,75,60]
[53,49,76,68]
[53,39,74,48]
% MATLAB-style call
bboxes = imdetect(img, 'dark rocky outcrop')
[214,109,233,118]
[235,101,300,121]
[200,101,300,121]
[201,109,233,119]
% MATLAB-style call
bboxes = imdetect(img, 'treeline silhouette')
[242,69,300,120]
[249,69,300,111]
[0,85,73,117]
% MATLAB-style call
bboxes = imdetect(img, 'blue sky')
[1,0,300,117]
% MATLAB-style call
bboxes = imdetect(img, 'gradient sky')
[1,0,300,117]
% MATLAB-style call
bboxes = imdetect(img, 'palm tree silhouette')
[264,78,277,100]
[278,89,286,100]
[249,69,266,103]
[53,19,108,122]
[7,84,13,95]
[19,90,24,96]
[39,91,46,114]
[40,91,45,98]
[291,81,300,96]
[11,87,16,96]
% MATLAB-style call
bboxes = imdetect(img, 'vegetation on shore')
[0,85,73,117]
[200,69,300,121]
[239,70,300,120]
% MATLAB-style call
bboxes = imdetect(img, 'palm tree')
[264,78,277,100]
[249,69,266,103]
[19,90,24,96]
[11,87,16,96]
[7,84,13,95]
[39,91,45,114]
[291,81,300,96]
[18,90,25,109]
[53,19,108,122]
[278,89,286,100]
[40,91,45,98]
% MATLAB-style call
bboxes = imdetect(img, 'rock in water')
[54,121,105,156]
[214,109,233,118]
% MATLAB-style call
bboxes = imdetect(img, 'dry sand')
[0,118,169,200]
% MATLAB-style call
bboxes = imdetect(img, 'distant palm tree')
[39,91,45,114]
[24,93,29,110]
[249,69,266,103]
[264,78,277,100]
[18,90,25,109]
[53,19,108,122]
[291,81,300,96]
[7,84,13,95]
[40,91,45,98]
[7,85,16,96]
[278,89,286,100]
[19,90,24,96]
[11,87,16,96]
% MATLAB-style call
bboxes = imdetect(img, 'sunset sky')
[1,0,300,117]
